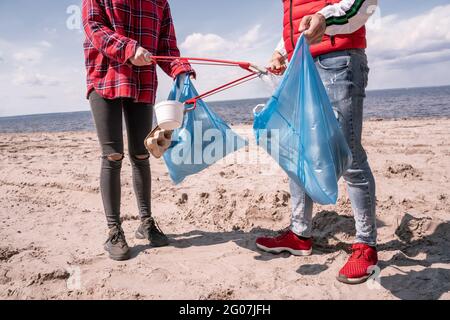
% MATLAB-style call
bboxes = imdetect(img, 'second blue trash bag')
[253,36,352,205]
[163,75,247,184]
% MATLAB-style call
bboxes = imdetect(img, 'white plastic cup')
[154,100,185,130]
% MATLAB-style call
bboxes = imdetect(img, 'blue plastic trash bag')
[163,75,247,184]
[253,35,352,205]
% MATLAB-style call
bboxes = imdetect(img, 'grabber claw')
[249,64,269,76]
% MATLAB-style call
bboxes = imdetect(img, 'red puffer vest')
[283,0,367,60]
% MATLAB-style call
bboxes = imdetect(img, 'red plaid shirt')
[82,0,193,104]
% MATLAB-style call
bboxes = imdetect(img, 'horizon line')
[1,83,449,119]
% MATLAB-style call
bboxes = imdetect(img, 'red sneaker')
[256,230,312,256]
[337,243,378,284]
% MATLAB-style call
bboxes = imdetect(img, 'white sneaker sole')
[256,243,312,256]
[337,269,376,285]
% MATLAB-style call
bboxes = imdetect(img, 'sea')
[1,86,449,133]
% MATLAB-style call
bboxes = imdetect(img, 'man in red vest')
[256,0,379,284]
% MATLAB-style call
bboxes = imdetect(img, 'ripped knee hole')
[134,154,150,161]
[106,153,124,162]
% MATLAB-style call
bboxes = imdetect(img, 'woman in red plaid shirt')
[82,0,194,261]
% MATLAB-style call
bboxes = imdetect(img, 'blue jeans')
[290,49,377,246]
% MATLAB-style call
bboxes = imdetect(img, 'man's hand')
[268,51,287,76]
[299,13,327,45]
[129,46,154,67]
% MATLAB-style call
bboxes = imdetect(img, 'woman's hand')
[129,46,155,67]
[268,51,287,76]
[299,13,327,45]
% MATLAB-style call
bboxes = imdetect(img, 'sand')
[0,118,449,300]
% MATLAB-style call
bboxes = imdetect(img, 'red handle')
[149,55,258,73]
[184,99,197,112]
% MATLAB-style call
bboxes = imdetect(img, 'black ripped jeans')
[89,90,153,228]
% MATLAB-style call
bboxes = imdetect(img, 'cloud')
[180,33,228,55]
[0,38,13,63]
[5,40,59,88]
[180,25,263,56]
[236,25,262,49]
[10,41,52,65]
[375,48,450,69]
[367,4,450,67]
[44,28,57,36]
[39,41,52,48]
[13,66,60,87]
[25,94,48,100]
[0,34,86,116]
[13,48,44,64]
[165,24,277,103]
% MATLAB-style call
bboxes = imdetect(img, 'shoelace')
[275,230,291,241]
[144,218,165,236]
[110,226,126,246]
[349,247,365,260]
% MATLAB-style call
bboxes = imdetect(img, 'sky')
[0,0,450,117]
